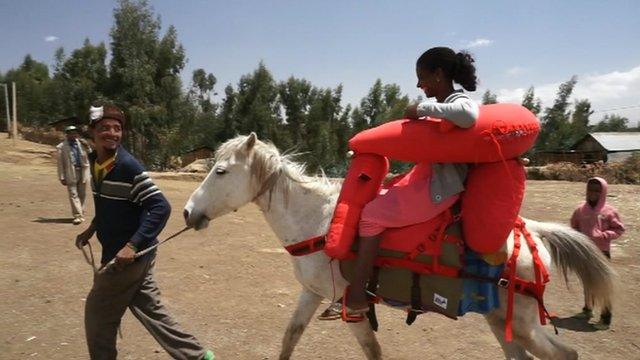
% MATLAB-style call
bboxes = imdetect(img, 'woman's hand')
[404,104,419,119]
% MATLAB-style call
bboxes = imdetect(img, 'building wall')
[607,151,637,163]
[574,137,606,152]
[182,148,214,167]
[533,150,606,165]
[535,152,585,165]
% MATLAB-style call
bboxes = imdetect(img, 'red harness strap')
[521,221,550,325]
[502,218,551,342]
[395,209,461,278]
[284,235,326,256]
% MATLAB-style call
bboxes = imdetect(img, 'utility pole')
[1,83,9,138]
[12,82,18,145]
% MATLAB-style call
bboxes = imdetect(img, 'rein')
[97,226,191,274]
[252,167,283,210]
[81,241,99,274]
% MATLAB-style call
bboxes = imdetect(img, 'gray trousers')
[67,170,87,218]
[85,254,206,360]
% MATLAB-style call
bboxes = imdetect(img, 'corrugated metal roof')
[588,132,640,151]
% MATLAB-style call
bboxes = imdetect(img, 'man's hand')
[60,179,67,186]
[404,104,419,119]
[76,226,95,249]
[114,243,137,270]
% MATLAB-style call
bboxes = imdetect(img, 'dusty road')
[1,137,638,359]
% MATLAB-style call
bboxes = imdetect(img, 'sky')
[1,0,639,125]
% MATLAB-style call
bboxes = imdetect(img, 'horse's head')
[183,132,281,230]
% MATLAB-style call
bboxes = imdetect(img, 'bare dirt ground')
[1,135,639,359]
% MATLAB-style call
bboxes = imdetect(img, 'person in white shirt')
[56,125,91,224]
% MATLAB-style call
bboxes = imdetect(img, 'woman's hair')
[416,47,478,91]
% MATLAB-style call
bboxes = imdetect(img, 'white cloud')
[506,66,526,76]
[464,38,494,49]
[493,65,640,124]
[44,35,59,42]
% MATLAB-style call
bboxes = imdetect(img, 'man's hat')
[89,105,126,126]
[64,125,78,133]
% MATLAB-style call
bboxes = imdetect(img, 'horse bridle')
[251,167,283,209]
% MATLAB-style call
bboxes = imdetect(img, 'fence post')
[12,82,18,145]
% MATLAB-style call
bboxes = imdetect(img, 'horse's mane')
[215,135,341,199]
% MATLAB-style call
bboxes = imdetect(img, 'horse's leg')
[347,321,382,360]
[278,287,323,360]
[485,312,533,360]
[507,298,578,360]
[516,323,577,360]
[541,331,579,360]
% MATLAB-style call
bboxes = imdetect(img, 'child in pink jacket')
[570,177,624,329]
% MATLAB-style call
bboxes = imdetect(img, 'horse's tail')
[526,219,616,309]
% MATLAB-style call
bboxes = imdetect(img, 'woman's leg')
[346,168,451,311]
[346,235,382,310]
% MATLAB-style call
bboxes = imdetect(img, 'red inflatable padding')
[378,210,453,254]
[461,160,526,253]
[325,154,389,259]
[348,103,539,163]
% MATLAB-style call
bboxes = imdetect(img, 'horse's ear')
[244,132,257,153]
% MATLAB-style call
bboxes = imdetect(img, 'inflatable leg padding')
[461,160,526,253]
[325,154,389,259]
[349,104,539,163]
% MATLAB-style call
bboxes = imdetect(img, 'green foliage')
[350,79,411,173]
[536,76,577,151]
[351,79,409,134]
[569,99,593,145]
[521,86,542,116]
[481,90,498,105]
[305,86,349,175]
[189,68,217,113]
[278,76,313,146]
[106,0,189,167]
[276,77,350,175]
[108,0,161,103]
[592,114,629,132]
[233,62,283,147]
[3,55,53,125]
[53,39,109,121]
[216,84,238,143]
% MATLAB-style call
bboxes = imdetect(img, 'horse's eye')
[215,168,227,175]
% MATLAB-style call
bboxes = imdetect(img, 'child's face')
[587,181,602,204]
[416,67,438,98]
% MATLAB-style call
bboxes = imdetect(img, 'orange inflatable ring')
[348,103,539,163]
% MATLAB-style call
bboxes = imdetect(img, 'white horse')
[184,133,615,360]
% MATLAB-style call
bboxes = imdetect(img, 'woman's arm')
[415,98,479,128]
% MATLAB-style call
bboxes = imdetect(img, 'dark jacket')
[90,146,171,263]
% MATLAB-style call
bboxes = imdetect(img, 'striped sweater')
[89,146,171,263]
